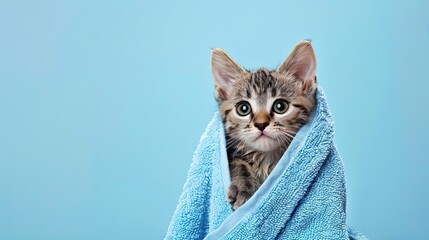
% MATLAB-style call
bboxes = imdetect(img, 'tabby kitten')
[210,40,318,210]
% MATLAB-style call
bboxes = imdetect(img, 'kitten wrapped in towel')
[165,41,367,239]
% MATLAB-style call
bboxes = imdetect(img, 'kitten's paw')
[226,183,253,210]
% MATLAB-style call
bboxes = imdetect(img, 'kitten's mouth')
[249,132,277,152]
[255,132,272,140]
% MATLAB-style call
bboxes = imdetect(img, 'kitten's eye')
[273,99,289,114]
[236,101,252,116]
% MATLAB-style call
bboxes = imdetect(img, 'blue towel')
[165,88,367,240]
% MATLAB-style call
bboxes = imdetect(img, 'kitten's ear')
[277,40,316,93]
[211,48,246,100]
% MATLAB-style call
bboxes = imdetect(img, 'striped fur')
[211,40,317,210]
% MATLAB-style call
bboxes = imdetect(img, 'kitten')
[210,40,318,210]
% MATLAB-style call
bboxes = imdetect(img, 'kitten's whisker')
[277,129,305,142]
[277,134,292,149]
[275,130,301,150]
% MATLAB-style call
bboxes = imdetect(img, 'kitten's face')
[211,41,317,153]
[220,69,315,152]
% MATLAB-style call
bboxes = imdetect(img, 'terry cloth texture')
[165,88,368,240]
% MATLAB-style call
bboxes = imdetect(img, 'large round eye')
[272,99,289,114]
[236,101,252,116]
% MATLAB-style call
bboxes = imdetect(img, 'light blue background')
[1,1,428,239]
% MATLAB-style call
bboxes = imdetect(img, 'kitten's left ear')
[277,40,316,94]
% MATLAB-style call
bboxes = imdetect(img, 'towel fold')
[165,88,367,240]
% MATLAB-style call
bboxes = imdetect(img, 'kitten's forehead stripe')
[240,68,282,106]
[246,88,251,98]
[271,81,277,97]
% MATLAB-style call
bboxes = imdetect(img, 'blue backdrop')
[1,1,428,239]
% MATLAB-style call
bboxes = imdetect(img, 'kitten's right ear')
[277,40,316,94]
[211,48,246,101]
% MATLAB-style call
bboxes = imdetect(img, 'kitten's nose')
[253,112,270,131]
[254,122,269,131]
